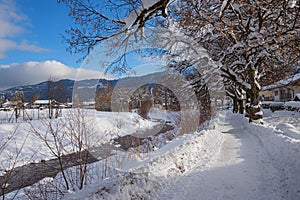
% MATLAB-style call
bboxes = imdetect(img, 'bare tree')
[63,108,97,190]
[0,94,5,108]
[0,126,28,200]
[47,77,56,119]
[59,0,170,58]
[47,77,67,119]
[30,93,40,105]
[29,108,99,192]
[8,91,24,123]
[95,82,114,111]
[29,119,70,190]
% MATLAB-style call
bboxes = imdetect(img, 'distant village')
[0,92,73,112]
[1,72,300,121]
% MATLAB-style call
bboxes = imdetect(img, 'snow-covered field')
[2,109,300,199]
[0,109,159,174]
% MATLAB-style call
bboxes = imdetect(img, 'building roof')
[33,100,50,105]
[262,73,300,91]
[2,101,17,107]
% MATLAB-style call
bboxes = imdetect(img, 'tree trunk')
[233,98,238,113]
[49,102,52,119]
[238,99,244,114]
[245,69,262,122]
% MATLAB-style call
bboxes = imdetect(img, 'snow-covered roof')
[82,101,95,106]
[2,101,17,107]
[262,73,300,91]
[33,100,50,105]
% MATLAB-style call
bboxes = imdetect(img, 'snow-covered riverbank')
[2,110,300,199]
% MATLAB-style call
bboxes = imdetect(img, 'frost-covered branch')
[59,0,171,57]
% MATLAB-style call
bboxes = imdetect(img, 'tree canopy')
[60,0,300,122]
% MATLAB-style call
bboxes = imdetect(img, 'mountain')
[1,79,118,102]
[0,72,164,102]
[2,79,73,102]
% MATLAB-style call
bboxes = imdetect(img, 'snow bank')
[275,123,300,140]
[63,113,226,199]
[262,101,300,111]
[285,101,300,109]
[250,123,300,199]
[261,101,284,106]
[262,101,300,113]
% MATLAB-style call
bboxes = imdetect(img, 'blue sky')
[0,0,164,89]
[0,0,95,89]
[0,0,79,67]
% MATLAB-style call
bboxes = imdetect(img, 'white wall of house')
[273,87,298,102]
[294,88,300,96]
[274,89,280,101]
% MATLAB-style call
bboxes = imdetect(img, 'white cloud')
[0,60,114,90]
[0,0,50,58]
[0,39,50,58]
[0,0,26,37]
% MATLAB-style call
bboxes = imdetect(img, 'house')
[1,99,26,111]
[2,100,17,109]
[261,73,300,102]
[82,101,95,109]
[65,102,73,108]
[33,100,60,109]
[33,100,51,108]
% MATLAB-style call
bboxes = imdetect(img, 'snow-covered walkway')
[156,112,299,200]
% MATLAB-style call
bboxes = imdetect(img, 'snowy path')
[157,114,288,200]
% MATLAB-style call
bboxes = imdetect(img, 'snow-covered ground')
[152,111,300,200]
[284,101,300,109]
[0,109,159,174]
[64,110,300,200]
[262,101,300,110]
[2,109,300,199]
